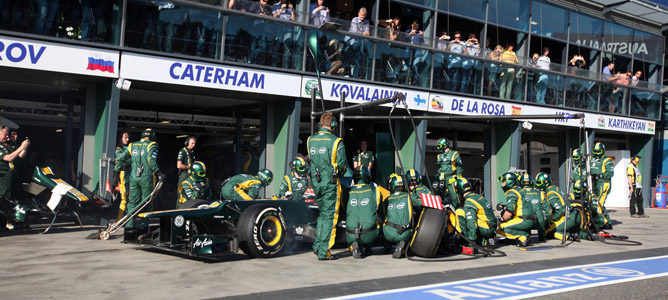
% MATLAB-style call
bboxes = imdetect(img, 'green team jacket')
[278,172,310,200]
[347,183,383,230]
[353,150,374,170]
[542,185,568,222]
[410,184,433,205]
[179,176,212,203]
[221,174,262,200]
[0,142,16,176]
[383,191,420,227]
[437,149,463,176]
[114,138,160,177]
[177,147,195,180]
[590,156,615,182]
[115,145,131,173]
[570,163,586,184]
[505,187,535,218]
[307,127,348,183]
[461,192,497,240]
[521,186,546,222]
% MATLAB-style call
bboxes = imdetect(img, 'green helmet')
[142,128,156,140]
[534,172,552,190]
[257,169,273,186]
[354,166,372,184]
[388,174,405,192]
[497,172,519,191]
[572,149,582,164]
[573,179,586,198]
[592,142,605,158]
[436,138,450,151]
[405,169,420,186]
[190,161,207,180]
[519,173,532,188]
[291,157,308,176]
[453,176,472,196]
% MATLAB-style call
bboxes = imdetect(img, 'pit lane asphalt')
[0,208,666,299]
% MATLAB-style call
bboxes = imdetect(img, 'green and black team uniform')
[220,169,273,200]
[570,149,586,191]
[570,180,608,238]
[383,174,420,258]
[520,173,548,241]
[353,149,374,172]
[307,114,348,260]
[115,143,131,220]
[346,167,382,259]
[176,144,196,187]
[454,177,497,247]
[277,157,311,201]
[589,142,613,226]
[0,142,17,199]
[405,169,433,205]
[496,172,535,247]
[114,128,163,229]
[436,138,462,207]
[177,161,212,207]
[535,172,581,241]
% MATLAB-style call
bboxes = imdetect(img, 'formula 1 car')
[0,166,88,233]
[127,197,338,258]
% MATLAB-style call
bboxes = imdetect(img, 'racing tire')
[409,207,447,258]
[237,204,287,258]
[181,199,211,209]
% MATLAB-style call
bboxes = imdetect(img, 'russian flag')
[87,57,115,73]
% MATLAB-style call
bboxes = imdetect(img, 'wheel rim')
[260,216,282,246]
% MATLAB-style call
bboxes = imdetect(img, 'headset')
[184,136,197,147]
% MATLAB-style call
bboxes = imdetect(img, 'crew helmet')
[497,172,519,191]
[405,169,420,186]
[257,169,273,186]
[388,174,405,192]
[190,161,207,180]
[291,157,308,176]
[436,138,450,151]
[592,142,606,158]
[534,172,552,190]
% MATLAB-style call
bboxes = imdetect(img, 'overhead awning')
[588,0,668,26]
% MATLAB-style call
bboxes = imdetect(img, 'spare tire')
[181,199,211,209]
[237,204,287,258]
[409,207,448,258]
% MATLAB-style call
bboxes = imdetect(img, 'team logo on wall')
[511,106,522,115]
[597,116,606,128]
[431,96,444,110]
[304,79,320,96]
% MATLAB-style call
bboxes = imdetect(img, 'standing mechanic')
[307,112,349,260]
[589,142,613,227]
[535,172,580,241]
[220,169,273,200]
[277,156,311,201]
[177,136,197,187]
[346,166,382,259]
[114,128,165,229]
[627,156,647,218]
[496,172,534,247]
[0,127,29,199]
[436,138,462,206]
[454,177,497,248]
[177,161,212,207]
[383,174,420,259]
[115,131,131,220]
[353,140,374,173]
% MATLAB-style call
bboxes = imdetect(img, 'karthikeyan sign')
[120,53,302,97]
[0,35,119,78]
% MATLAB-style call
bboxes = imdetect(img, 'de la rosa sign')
[0,35,119,78]
[120,53,302,97]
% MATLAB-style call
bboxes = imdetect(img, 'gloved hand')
[112,171,120,188]
[156,171,167,182]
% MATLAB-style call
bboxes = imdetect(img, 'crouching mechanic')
[406,169,432,203]
[570,180,608,238]
[535,172,581,241]
[520,173,548,242]
[220,169,273,200]
[114,128,165,229]
[346,167,382,259]
[383,174,421,259]
[496,172,535,247]
[454,177,497,248]
[277,157,310,201]
[176,161,212,207]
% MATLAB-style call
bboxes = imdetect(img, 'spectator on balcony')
[461,33,481,93]
[437,31,450,50]
[631,70,642,87]
[486,45,504,96]
[310,0,330,27]
[228,0,246,11]
[602,62,617,82]
[273,0,295,21]
[379,17,401,41]
[349,7,370,36]
[498,43,519,100]
[249,0,272,16]
[446,31,467,91]
[346,7,370,77]
[325,39,345,75]
[34,0,59,35]
[406,20,425,85]
[568,54,587,70]
[157,1,182,53]
[535,48,551,104]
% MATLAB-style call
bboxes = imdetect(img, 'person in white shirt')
[310,0,329,26]
[535,47,551,104]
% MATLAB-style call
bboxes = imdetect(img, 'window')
[569,12,602,45]
[531,1,568,41]
[488,0,530,31]
[603,21,634,58]
[634,30,665,65]
[439,0,486,21]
